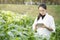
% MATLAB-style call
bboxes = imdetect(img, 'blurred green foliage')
[0,8,59,40]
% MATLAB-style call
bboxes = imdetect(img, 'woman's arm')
[43,17,55,32]
[44,25,53,31]
[40,24,53,31]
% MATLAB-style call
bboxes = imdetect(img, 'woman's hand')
[34,25,38,32]
[42,24,53,31]
[35,23,53,31]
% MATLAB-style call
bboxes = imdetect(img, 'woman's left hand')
[42,23,53,31]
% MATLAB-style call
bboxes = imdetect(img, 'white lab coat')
[32,13,55,40]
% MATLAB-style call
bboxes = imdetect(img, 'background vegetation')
[0,0,60,5]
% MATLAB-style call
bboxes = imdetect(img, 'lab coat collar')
[43,13,48,20]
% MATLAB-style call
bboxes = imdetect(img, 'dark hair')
[38,3,47,10]
[37,3,47,21]
[37,13,41,21]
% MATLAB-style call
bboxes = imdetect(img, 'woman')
[32,3,55,40]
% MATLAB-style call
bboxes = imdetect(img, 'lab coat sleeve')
[49,17,55,32]
[32,18,37,31]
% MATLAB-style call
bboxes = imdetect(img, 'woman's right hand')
[34,25,38,32]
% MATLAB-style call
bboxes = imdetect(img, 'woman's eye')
[39,10,45,12]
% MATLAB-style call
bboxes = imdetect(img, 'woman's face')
[38,7,47,15]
